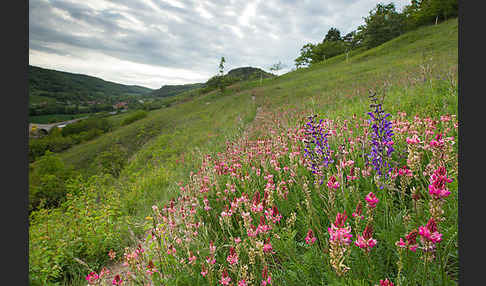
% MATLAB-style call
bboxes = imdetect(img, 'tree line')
[295,0,458,68]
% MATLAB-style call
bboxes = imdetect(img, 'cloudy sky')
[29,0,410,89]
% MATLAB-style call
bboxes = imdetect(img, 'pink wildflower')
[263,238,273,253]
[305,229,317,245]
[86,272,99,284]
[201,265,208,277]
[210,241,216,254]
[238,279,248,286]
[108,249,116,260]
[206,255,216,265]
[354,224,377,251]
[328,212,353,245]
[378,278,394,286]
[327,175,340,189]
[418,218,443,244]
[428,166,453,199]
[112,274,123,285]
[352,201,364,220]
[365,192,379,209]
[396,229,419,252]
[261,266,272,285]
[227,247,239,265]
[220,269,231,285]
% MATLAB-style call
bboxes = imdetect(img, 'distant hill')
[226,66,274,80]
[148,83,205,98]
[29,65,153,104]
[202,66,275,94]
[29,65,154,116]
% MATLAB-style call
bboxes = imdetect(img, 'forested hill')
[226,66,274,80]
[148,83,205,98]
[29,65,153,103]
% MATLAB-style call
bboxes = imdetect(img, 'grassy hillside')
[29,18,457,286]
[148,83,206,98]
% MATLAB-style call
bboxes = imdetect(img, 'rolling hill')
[29,65,154,116]
[147,82,205,98]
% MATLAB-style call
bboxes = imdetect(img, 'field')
[28,19,458,286]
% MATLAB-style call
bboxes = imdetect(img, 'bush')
[29,151,75,211]
[121,110,147,126]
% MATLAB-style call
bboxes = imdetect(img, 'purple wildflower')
[303,115,333,184]
[366,91,394,181]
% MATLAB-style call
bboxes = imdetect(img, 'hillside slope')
[29,65,153,104]
[148,83,205,98]
[29,19,458,286]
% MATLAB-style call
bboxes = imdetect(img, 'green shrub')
[121,110,147,126]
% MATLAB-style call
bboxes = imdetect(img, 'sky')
[29,0,411,90]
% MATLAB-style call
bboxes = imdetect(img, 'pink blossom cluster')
[428,166,453,199]
[328,212,353,245]
[365,192,379,209]
[355,224,377,252]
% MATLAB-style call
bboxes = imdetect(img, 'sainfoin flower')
[227,247,238,265]
[261,265,272,285]
[355,224,377,251]
[352,201,364,220]
[365,192,379,208]
[86,272,99,284]
[396,229,419,252]
[418,218,443,244]
[377,278,394,286]
[305,229,316,245]
[327,175,340,189]
[112,274,123,285]
[428,166,453,199]
[238,279,248,286]
[263,238,273,253]
[220,269,231,285]
[328,212,352,245]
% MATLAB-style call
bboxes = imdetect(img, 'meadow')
[28,18,458,286]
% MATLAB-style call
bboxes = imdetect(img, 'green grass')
[29,18,457,285]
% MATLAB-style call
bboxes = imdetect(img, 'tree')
[218,57,226,93]
[269,61,284,75]
[295,43,316,68]
[323,27,341,42]
[361,3,406,49]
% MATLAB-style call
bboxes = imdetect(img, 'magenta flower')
[263,238,274,253]
[305,229,317,245]
[226,247,238,265]
[112,274,123,285]
[352,201,364,220]
[355,224,377,251]
[378,278,394,286]
[328,212,353,245]
[396,230,419,252]
[327,175,340,189]
[418,218,443,244]
[365,192,379,208]
[261,266,272,285]
[220,269,231,285]
[428,166,453,199]
[86,272,99,284]
[238,279,248,286]
[201,265,208,277]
